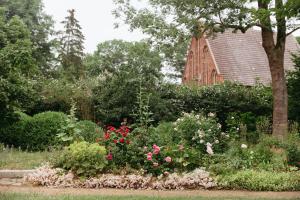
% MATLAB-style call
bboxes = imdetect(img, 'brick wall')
[183,37,223,85]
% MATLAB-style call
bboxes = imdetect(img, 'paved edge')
[0,186,299,199]
[0,170,36,178]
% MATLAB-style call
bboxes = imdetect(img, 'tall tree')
[59,9,85,81]
[114,0,300,140]
[0,0,55,75]
[90,40,163,124]
[0,14,36,126]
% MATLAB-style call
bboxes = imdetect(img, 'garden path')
[0,186,299,199]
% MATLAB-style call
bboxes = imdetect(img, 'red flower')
[104,133,110,140]
[113,139,118,144]
[121,132,128,137]
[107,126,116,131]
[106,153,113,160]
[126,140,130,144]
[119,138,125,143]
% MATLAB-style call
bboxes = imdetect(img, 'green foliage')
[76,120,103,143]
[0,15,37,126]
[0,112,68,151]
[53,141,107,177]
[29,77,96,120]
[58,9,85,81]
[57,103,84,144]
[0,0,55,75]
[132,80,154,129]
[218,170,300,191]
[92,40,163,125]
[288,53,300,124]
[173,113,230,154]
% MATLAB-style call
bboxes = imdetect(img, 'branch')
[286,27,300,36]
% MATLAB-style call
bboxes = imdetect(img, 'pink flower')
[165,156,172,163]
[147,152,153,161]
[152,144,160,154]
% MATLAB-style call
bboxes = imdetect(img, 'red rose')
[121,132,128,137]
[106,153,113,160]
[119,138,125,143]
[104,133,110,140]
[126,140,130,144]
[107,126,116,131]
[113,139,118,144]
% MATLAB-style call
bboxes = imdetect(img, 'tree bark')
[261,29,288,140]
[267,49,288,140]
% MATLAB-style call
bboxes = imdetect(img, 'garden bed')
[24,165,217,190]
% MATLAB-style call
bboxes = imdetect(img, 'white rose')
[241,144,248,149]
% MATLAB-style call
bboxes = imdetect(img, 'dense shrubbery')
[0,111,103,151]
[0,112,68,151]
[218,170,300,191]
[76,120,103,143]
[93,81,272,127]
[53,141,107,177]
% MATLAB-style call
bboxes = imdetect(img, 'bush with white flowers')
[174,112,230,154]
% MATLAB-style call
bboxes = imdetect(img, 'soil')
[0,186,299,199]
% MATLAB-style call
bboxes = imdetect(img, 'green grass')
[0,149,58,169]
[0,193,299,200]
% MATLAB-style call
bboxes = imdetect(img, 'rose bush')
[173,112,230,154]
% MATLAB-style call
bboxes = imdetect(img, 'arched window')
[202,46,209,84]
[188,51,195,79]
[211,70,217,84]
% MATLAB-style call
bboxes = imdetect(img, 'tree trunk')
[260,27,288,140]
[268,50,288,140]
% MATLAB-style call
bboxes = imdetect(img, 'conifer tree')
[59,9,85,81]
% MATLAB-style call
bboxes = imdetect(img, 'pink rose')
[165,156,172,163]
[147,152,153,161]
[152,144,160,154]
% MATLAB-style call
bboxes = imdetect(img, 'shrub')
[76,120,103,143]
[173,113,230,154]
[218,170,300,191]
[0,111,68,151]
[159,82,272,125]
[53,141,107,177]
[0,112,32,148]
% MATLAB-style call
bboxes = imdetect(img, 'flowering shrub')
[98,125,132,167]
[25,164,216,190]
[174,112,230,154]
[143,144,174,175]
[53,141,107,177]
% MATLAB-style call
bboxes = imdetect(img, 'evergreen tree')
[59,9,85,81]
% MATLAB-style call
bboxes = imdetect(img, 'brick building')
[182,29,300,86]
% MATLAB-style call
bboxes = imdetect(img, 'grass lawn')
[1,193,299,200]
[0,149,58,169]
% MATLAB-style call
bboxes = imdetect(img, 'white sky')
[43,0,146,53]
[43,0,299,54]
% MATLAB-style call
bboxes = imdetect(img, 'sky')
[43,0,145,53]
[43,0,300,54]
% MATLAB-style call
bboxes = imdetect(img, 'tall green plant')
[132,79,154,129]
[57,101,83,144]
